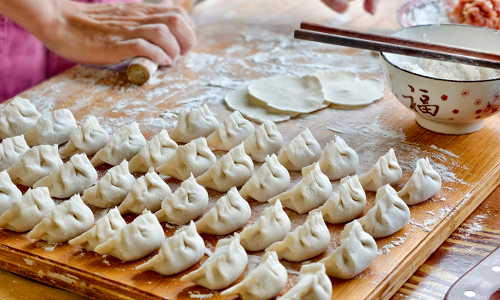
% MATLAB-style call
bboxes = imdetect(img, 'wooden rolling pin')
[126,57,158,85]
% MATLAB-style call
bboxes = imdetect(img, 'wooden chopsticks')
[294,22,500,70]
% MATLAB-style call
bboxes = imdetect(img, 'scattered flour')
[23,259,34,266]
[378,237,407,255]
[189,292,215,299]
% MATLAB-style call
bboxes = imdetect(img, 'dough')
[318,135,359,180]
[278,128,321,171]
[0,170,22,215]
[0,97,41,139]
[278,263,332,300]
[398,157,442,205]
[24,109,77,147]
[170,104,219,143]
[128,129,178,173]
[243,121,284,162]
[59,116,109,157]
[0,135,30,171]
[206,111,255,151]
[359,148,402,192]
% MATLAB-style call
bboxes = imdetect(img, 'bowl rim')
[380,24,500,83]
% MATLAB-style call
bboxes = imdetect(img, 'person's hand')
[321,0,378,14]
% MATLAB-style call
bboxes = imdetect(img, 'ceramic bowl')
[380,24,500,134]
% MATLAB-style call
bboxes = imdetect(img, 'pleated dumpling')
[359,148,402,191]
[0,187,55,232]
[7,145,63,187]
[170,104,219,143]
[91,123,147,167]
[206,111,255,151]
[268,163,332,214]
[196,143,253,192]
[278,263,332,300]
[81,160,136,208]
[243,121,284,162]
[398,158,442,205]
[155,174,208,225]
[278,128,321,171]
[94,210,165,261]
[195,187,251,235]
[359,184,410,238]
[128,130,178,173]
[136,221,205,275]
[266,212,330,262]
[240,199,291,251]
[0,135,30,171]
[24,109,77,147]
[156,137,216,181]
[27,194,94,243]
[318,135,359,180]
[221,251,287,300]
[34,154,98,198]
[0,97,40,139]
[0,171,22,215]
[59,116,109,157]
[180,233,247,290]
[320,220,377,279]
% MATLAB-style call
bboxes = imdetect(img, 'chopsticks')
[294,22,500,70]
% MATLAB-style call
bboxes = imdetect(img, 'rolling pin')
[126,57,158,85]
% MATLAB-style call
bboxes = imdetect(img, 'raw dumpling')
[156,137,216,181]
[94,210,165,261]
[206,111,255,151]
[59,116,109,157]
[0,97,41,139]
[358,148,402,192]
[311,175,366,224]
[180,233,247,290]
[268,163,332,214]
[278,263,332,300]
[27,194,94,243]
[81,160,136,208]
[398,158,442,205]
[33,154,98,198]
[136,221,205,275]
[68,207,127,251]
[118,168,171,214]
[91,123,147,167]
[24,109,77,147]
[0,135,30,171]
[196,143,254,192]
[240,199,291,251]
[243,121,284,162]
[7,145,63,186]
[155,174,208,225]
[195,187,251,235]
[318,135,359,180]
[0,187,55,232]
[170,104,219,143]
[0,171,22,215]
[265,212,330,262]
[128,130,178,173]
[221,251,287,300]
[278,128,321,171]
[359,184,410,238]
[320,220,377,279]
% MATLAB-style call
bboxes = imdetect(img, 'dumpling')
[91,123,147,167]
[0,187,55,232]
[81,160,136,208]
[156,137,216,181]
[318,135,359,180]
[7,145,63,186]
[268,163,332,214]
[206,111,255,151]
[0,97,41,139]
[320,220,377,279]
[0,171,22,215]
[0,135,30,171]
[243,121,284,162]
[59,116,109,157]
[94,210,165,261]
[265,212,330,262]
[221,251,287,300]
[398,158,442,205]
[278,128,321,171]
[240,154,290,203]
[118,168,171,214]
[240,200,291,251]
[155,174,208,225]
[195,187,251,235]
[278,263,332,300]
[358,148,402,192]
[196,143,254,192]
[27,194,94,243]
[180,233,247,290]
[136,221,205,275]
[68,207,126,251]
[170,104,219,143]
[359,184,410,238]
[128,130,178,173]
[311,175,366,224]
[33,154,98,198]
[24,109,77,147]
